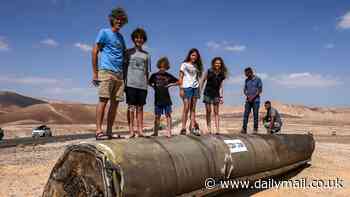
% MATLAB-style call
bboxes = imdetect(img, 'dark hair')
[109,7,128,27]
[211,57,229,78]
[131,28,148,43]
[265,100,271,105]
[157,57,170,70]
[244,67,253,73]
[183,48,203,77]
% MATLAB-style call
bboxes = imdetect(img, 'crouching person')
[263,101,283,134]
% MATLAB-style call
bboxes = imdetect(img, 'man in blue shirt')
[92,7,128,140]
[241,67,263,134]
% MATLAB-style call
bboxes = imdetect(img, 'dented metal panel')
[42,134,315,197]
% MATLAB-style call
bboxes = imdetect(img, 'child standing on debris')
[124,28,150,138]
[149,57,179,137]
[200,57,228,135]
[179,48,203,136]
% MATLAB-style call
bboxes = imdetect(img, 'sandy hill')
[0,91,47,113]
[0,103,141,125]
[0,91,348,125]
[194,101,350,123]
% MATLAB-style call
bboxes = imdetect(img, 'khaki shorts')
[98,70,124,101]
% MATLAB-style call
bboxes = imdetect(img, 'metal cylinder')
[42,134,315,197]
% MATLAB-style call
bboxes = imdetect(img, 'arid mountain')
[195,101,350,123]
[0,91,348,125]
[0,91,47,113]
[0,91,154,125]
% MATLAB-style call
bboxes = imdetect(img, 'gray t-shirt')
[269,107,282,125]
[125,48,150,90]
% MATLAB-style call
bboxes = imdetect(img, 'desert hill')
[0,91,349,125]
[0,91,155,125]
[0,91,47,113]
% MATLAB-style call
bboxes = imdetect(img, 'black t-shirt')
[204,69,226,98]
[149,71,178,105]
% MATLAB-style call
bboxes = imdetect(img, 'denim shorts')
[183,87,200,99]
[155,105,172,116]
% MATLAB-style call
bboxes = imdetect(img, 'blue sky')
[0,0,349,107]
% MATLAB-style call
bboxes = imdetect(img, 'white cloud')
[256,73,269,80]
[226,75,245,85]
[324,43,335,49]
[206,41,246,52]
[226,72,341,88]
[271,72,341,88]
[74,43,92,52]
[224,45,246,52]
[0,37,9,51]
[206,41,221,50]
[40,38,59,47]
[0,75,70,86]
[337,11,350,29]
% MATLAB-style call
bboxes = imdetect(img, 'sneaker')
[191,128,201,136]
[180,129,187,135]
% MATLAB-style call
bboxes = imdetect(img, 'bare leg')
[213,104,220,134]
[205,104,212,134]
[153,115,161,136]
[137,106,144,136]
[96,97,108,134]
[181,99,190,131]
[128,105,135,136]
[190,97,198,131]
[166,113,172,137]
[106,100,119,135]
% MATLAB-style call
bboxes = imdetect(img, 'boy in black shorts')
[124,28,150,138]
[149,57,179,137]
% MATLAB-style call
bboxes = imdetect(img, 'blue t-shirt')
[95,28,126,73]
[244,76,263,102]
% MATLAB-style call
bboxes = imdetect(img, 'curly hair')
[109,7,128,26]
[131,28,148,43]
[211,57,229,78]
[183,48,203,77]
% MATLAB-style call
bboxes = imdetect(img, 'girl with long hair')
[179,48,203,136]
[200,57,228,134]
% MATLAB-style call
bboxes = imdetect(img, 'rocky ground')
[0,115,349,197]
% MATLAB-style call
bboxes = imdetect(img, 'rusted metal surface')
[42,134,315,197]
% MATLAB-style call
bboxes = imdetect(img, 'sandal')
[128,134,136,139]
[138,133,148,138]
[96,132,109,140]
[150,133,158,137]
[108,133,122,139]
[190,128,201,136]
[180,129,187,135]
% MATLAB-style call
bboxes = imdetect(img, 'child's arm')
[148,74,155,88]
[199,70,208,92]
[219,79,225,104]
[166,74,180,88]
[179,70,184,98]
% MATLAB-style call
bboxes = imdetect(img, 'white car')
[32,125,52,138]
